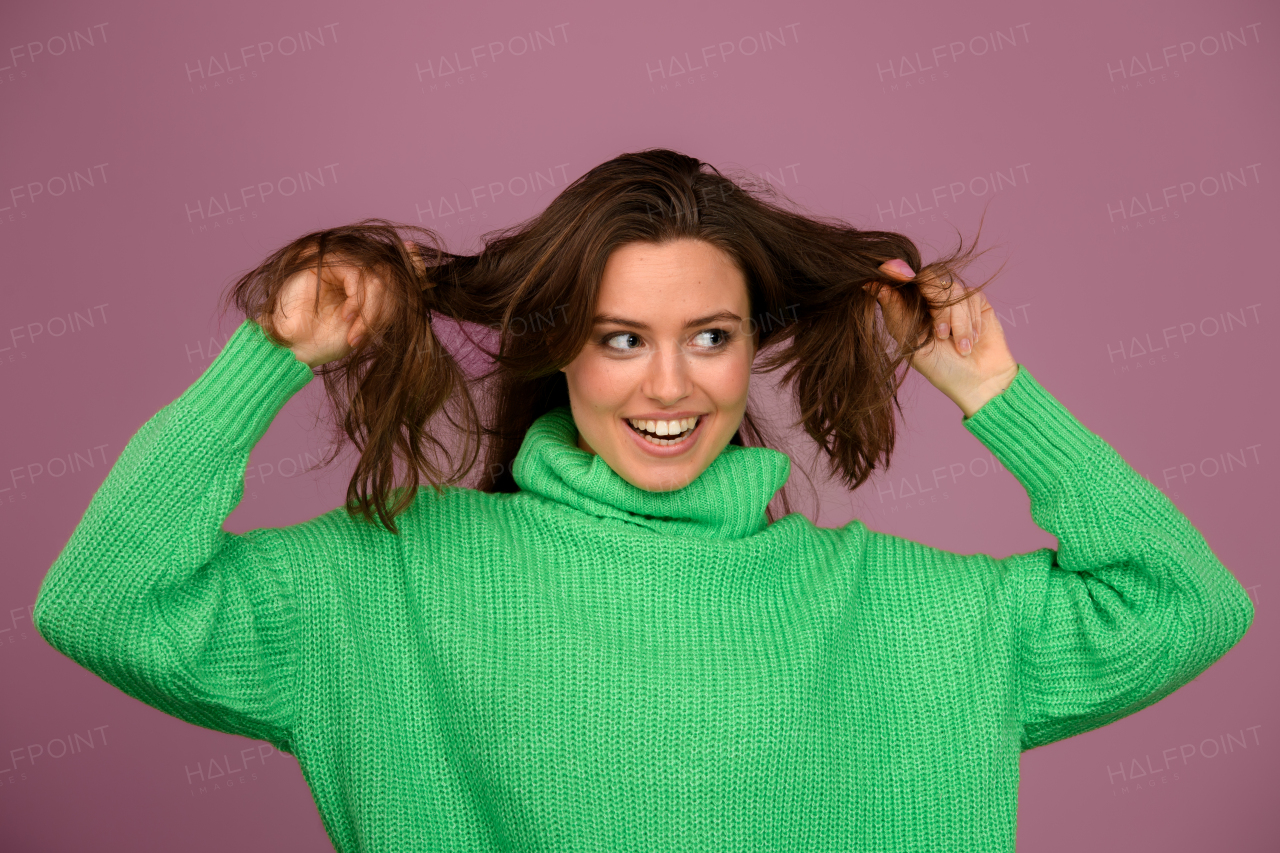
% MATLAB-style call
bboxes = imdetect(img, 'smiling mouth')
[625,415,700,446]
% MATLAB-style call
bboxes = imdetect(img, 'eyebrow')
[590,310,743,330]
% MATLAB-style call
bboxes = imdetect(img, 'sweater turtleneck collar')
[510,406,792,540]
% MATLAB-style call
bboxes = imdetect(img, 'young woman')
[34,149,1253,851]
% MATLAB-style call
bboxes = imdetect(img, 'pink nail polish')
[886,259,916,278]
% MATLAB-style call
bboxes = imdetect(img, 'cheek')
[705,353,752,404]
[565,358,630,411]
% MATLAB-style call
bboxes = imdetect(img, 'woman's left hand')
[867,260,1020,418]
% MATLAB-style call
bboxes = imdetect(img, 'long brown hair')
[222,148,999,534]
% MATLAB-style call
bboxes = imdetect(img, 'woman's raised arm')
[963,365,1253,749]
[862,259,1253,749]
[33,316,321,752]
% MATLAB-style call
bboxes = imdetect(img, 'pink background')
[2,0,1275,849]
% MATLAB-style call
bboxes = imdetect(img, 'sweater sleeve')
[960,365,1254,752]
[32,318,317,754]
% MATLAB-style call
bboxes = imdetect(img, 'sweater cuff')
[177,318,315,449]
[961,365,1106,497]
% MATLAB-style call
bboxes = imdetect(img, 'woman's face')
[560,238,757,492]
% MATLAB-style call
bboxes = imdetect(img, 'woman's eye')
[603,331,640,351]
[694,329,730,348]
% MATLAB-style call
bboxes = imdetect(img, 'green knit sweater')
[34,317,1253,852]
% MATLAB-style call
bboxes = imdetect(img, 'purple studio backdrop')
[1,0,1275,850]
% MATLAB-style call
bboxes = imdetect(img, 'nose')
[641,343,691,406]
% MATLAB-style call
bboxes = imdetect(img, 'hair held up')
[223,148,1000,533]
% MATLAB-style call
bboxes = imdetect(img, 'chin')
[623,439,726,493]
[625,462,701,493]
[579,410,739,492]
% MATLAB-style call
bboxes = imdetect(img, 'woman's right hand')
[258,240,418,368]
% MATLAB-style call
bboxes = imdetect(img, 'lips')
[626,417,697,441]
[621,413,706,455]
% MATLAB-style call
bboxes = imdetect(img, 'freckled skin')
[559,239,757,493]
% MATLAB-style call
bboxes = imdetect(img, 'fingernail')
[352,334,365,347]
[885,259,915,278]
[937,322,949,338]
[959,337,971,354]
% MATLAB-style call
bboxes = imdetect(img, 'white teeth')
[626,415,700,444]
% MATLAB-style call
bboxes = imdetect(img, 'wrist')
[954,363,1020,419]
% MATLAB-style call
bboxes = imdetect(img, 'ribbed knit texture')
[34,317,1254,852]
